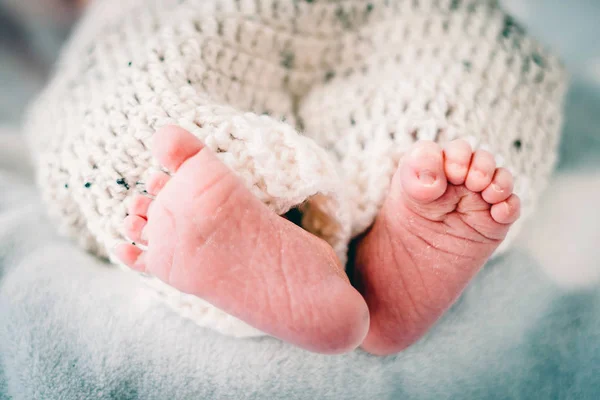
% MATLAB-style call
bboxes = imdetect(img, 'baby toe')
[114,243,146,272]
[152,125,205,172]
[443,139,473,185]
[124,215,148,245]
[482,168,514,204]
[128,194,153,218]
[397,141,447,204]
[146,171,170,196]
[490,194,521,224]
[465,150,496,193]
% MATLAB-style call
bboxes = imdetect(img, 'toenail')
[417,170,436,185]
[473,169,489,179]
[492,183,503,192]
[449,162,467,172]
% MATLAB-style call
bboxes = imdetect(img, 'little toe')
[482,168,514,204]
[128,194,153,217]
[114,243,147,272]
[443,139,473,185]
[152,125,205,172]
[465,150,496,193]
[124,215,148,244]
[146,172,171,196]
[397,140,448,204]
[491,194,521,224]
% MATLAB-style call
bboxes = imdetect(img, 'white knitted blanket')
[24,0,567,337]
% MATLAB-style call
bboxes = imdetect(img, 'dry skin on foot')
[356,140,520,356]
[115,126,369,355]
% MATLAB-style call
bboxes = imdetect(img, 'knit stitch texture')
[25,0,567,337]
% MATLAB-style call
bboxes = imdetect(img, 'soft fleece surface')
[1,1,600,399]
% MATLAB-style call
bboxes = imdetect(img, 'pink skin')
[355,140,520,356]
[115,126,520,356]
[114,126,370,355]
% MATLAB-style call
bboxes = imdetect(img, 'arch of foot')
[299,0,567,250]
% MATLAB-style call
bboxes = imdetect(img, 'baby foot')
[115,126,369,354]
[355,140,520,356]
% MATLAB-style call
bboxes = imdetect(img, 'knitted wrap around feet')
[25,0,566,338]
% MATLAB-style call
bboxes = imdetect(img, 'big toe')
[152,125,205,172]
[395,141,447,204]
[123,215,147,245]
